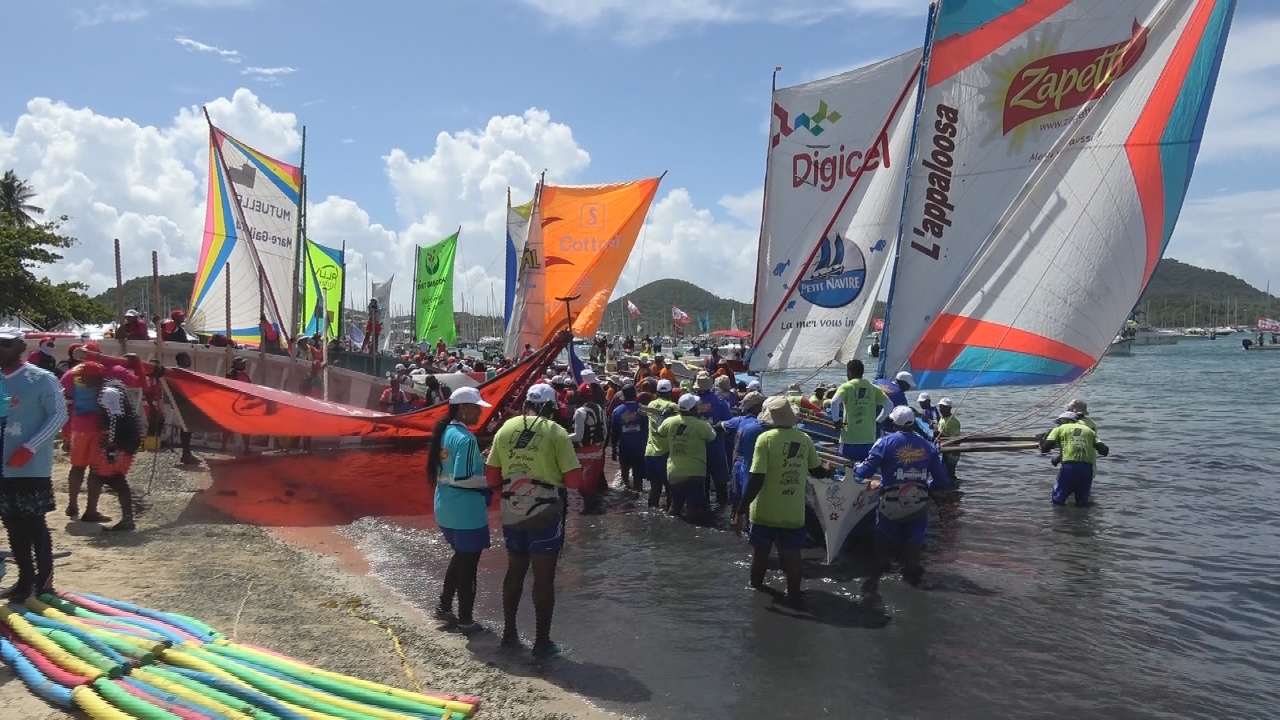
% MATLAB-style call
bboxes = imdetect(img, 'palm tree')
[0,170,44,227]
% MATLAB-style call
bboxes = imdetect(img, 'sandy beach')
[0,447,623,720]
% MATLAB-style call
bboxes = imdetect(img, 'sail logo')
[423,250,441,276]
[792,131,891,192]
[226,163,257,188]
[797,233,867,309]
[771,99,842,148]
[908,103,959,260]
[316,265,340,291]
[580,203,605,229]
[520,247,540,271]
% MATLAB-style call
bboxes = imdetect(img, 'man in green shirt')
[1038,412,1110,507]
[936,397,961,482]
[655,394,717,520]
[828,359,892,464]
[644,379,679,509]
[733,396,831,606]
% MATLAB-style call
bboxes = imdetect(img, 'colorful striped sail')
[749,49,923,372]
[503,192,534,331]
[300,239,344,339]
[879,0,1236,389]
[190,126,302,345]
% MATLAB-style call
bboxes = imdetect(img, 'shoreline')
[0,449,623,720]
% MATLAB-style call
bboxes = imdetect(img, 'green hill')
[92,272,195,316]
[1142,258,1277,327]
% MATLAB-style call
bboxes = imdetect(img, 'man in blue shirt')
[854,406,948,588]
[874,371,914,436]
[694,372,733,506]
[1,328,69,600]
[609,383,648,491]
[716,391,766,507]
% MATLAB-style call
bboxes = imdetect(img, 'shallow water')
[348,339,1279,719]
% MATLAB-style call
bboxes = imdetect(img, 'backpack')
[100,380,144,455]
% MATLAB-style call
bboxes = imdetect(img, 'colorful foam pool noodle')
[225,640,478,716]
[178,645,422,720]
[117,677,217,720]
[134,667,260,720]
[92,676,184,720]
[56,593,198,645]
[0,631,75,707]
[76,592,221,643]
[166,666,313,720]
[71,684,137,720]
[0,606,105,681]
[23,598,163,661]
[40,627,125,678]
[39,595,172,645]
[4,626,93,688]
[22,610,132,669]
[204,643,452,719]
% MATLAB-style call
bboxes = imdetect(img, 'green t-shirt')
[1047,422,1099,466]
[656,414,716,478]
[937,415,961,438]
[833,378,890,445]
[484,415,580,486]
[1078,416,1098,433]
[748,427,821,529]
[645,397,679,456]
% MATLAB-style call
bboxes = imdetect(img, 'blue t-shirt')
[874,379,908,409]
[433,422,490,531]
[611,401,648,453]
[854,431,948,492]
[722,415,766,465]
[2,364,68,478]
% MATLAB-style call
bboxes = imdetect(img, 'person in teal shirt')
[428,386,493,633]
[655,393,717,521]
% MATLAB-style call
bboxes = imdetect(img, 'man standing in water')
[485,384,582,659]
[0,329,68,599]
[643,379,678,509]
[854,406,949,587]
[718,391,766,507]
[936,398,961,483]
[1039,411,1109,507]
[655,393,717,521]
[609,383,648,492]
[734,396,830,607]
[828,359,892,464]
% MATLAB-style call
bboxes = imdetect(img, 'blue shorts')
[644,454,668,490]
[840,443,873,464]
[730,459,748,506]
[441,526,491,553]
[875,512,927,547]
[668,476,706,512]
[503,518,565,556]
[748,523,807,551]
[1053,461,1094,507]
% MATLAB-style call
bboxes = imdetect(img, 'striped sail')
[190,126,302,344]
[880,0,1236,388]
[504,193,534,331]
[749,50,923,372]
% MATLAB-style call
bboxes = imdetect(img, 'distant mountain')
[1142,258,1277,327]
[92,273,195,316]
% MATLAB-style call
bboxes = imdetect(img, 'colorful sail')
[190,126,302,345]
[749,50,923,372]
[504,193,534,330]
[414,231,459,344]
[880,0,1236,389]
[504,182,547,358]
[301,240,344,339]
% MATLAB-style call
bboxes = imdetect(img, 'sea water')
[349,339,1279,719]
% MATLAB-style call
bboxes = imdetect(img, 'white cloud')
[174,35,241,63]
[75,2,148,28]
[242,66,298,84]
[1198,19,1280,161]
[1166,189,1280,294]
[518,0,922,43]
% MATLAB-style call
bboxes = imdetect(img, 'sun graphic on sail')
[977,27,1066,155]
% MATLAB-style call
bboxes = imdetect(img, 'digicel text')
[791,131,891,192]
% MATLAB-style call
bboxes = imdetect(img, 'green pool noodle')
[43,628,123,678]
[92,677,183,720]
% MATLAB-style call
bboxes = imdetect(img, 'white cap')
[895,371,915,388]
[1056,411,1078,423]
[449,386,492,407]
[125,309,139,318]
[527,383,557,405]
[786,382,802,394]
[395,363,406,371]
[917,392,931,403]
[889,405,916,427]
[581,369,598,384]
[656,379,673,393]
[678,394,700,411]
[747,380,761,391]
[937,397,953,407]
[0,327,25,341]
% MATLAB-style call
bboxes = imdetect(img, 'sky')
[3,0,1280,320]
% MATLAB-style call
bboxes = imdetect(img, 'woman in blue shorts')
[429,387,493,633]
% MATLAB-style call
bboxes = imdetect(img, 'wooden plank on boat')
[946,442,1041,453]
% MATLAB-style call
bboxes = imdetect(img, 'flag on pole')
[1258,317,1280,333]
[371,276,393,312]
[627,298,640,318]
[672,306,692,325]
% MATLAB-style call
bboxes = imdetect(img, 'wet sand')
[0,448,622,720]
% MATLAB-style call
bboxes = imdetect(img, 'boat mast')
[337,240,347,343]
[291,126,307,338]
[876,1,939,381]
[747,65,782,356]
[410,242,419,346]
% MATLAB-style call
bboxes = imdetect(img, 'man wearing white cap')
[24,337,59,375]
[874,370,915,437]
[1039,411,1109,507]
[655,393,717,520]
[936,398,961,482]
[693,372,732,507]
[854,405,949,587]
[916,392,940,429]
[0,328,68,599]
[484,383,582,659]
[643,378,679,509]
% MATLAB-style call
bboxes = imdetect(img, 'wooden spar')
[259,265,267,363]
[941,433,1040,445]
[114,238,126,354]
[290,126,307,339]
[224,269,233,367]
[941,442,1041,454]
[151,251,163,361]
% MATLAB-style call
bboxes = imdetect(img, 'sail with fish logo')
[878,0,1237,389]
[507,176,663,352]
[749,48,924,372]
[190,119,303,345]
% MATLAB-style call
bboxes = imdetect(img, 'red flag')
[627,298,641,318]
[1258,316,1280,333]
[672,306,692,325]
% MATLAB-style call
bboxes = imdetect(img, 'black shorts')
[0,477,56,518]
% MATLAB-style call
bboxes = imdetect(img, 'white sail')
[749,49,923,372]
[730,308,738,332]
[880,0,1236,389]
[504,183,546,358]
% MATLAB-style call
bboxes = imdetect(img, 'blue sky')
[4,0,1280,314]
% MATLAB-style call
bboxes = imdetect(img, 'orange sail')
[536,177,663,345]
